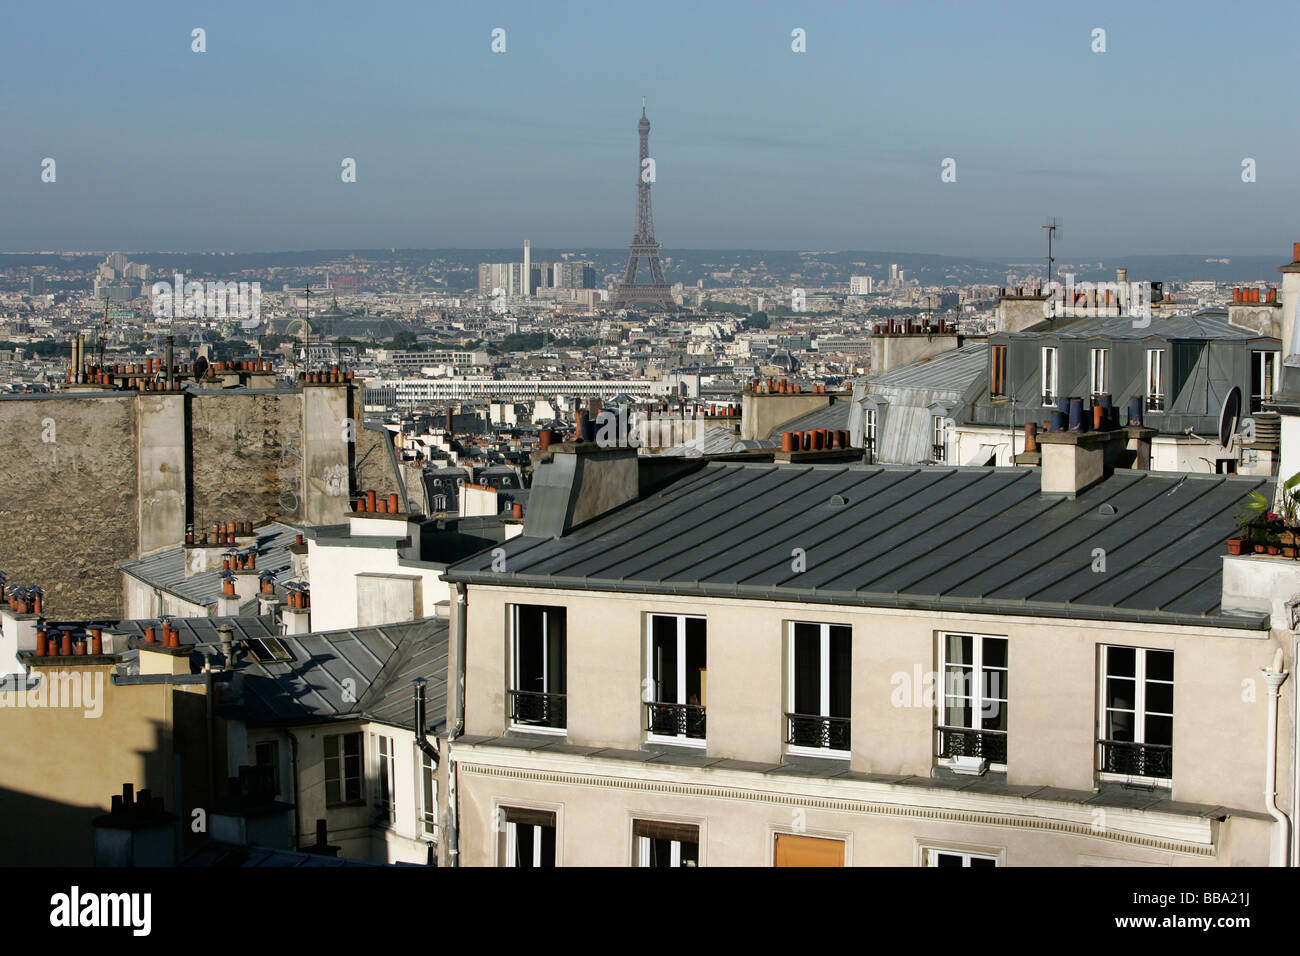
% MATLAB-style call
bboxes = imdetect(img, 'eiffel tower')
[611,100,675,311]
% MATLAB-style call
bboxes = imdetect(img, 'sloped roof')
[864,343,988,390]
[445,462,1272,630]
[1003,308,1275,342]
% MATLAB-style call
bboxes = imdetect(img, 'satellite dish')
[193,355,209,381]
[1219,385,1242,448]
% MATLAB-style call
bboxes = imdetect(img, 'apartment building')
[440,441,1288,867]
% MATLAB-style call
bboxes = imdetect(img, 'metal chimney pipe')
[166,335,175,391]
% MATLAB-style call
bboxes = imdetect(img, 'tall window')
[864,408,877,449]
[932,416,947,463]
[1090,348,1108,396]
[991,345,1008,398]
[646,614,707,742]
[510,605,567,731]
[1100,646,1173,780]
[1145,349,1165,411]
[324,732,363,806]
[937,633,1008,767]
[787,622,851,753]
[420,749,438,838]
[373,734,395,823]
[634,820,700,867]
[1041,347,1058,406]
[254,740,280,797]
[501,807,556,868]
[1252,351,1279,411]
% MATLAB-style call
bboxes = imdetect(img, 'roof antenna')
[1042,217,1062,286]
[642,96,646,115]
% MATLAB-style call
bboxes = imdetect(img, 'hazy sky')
[3,0,1297,257]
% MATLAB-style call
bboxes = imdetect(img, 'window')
[787,622,851,753]
[634,820,699,867]
[924,848,998,868]
[1146,349,1165,411]
[864,408,877,449]
[937,633,1008,768]
[646,614,707,742]
[990,345,1007,398]
[510,605,567,731]
[254,740,280,797]
[373,734,395,823]
[324,732,363,806]
[420,748,438,837]
[774,833,845,867]
[932,416,947,463]
[1041,347,1058,406]
[1252,351,1279,411]
[1090,348,1108,397]
[501,807,556,867]
[1100,646,1173,780]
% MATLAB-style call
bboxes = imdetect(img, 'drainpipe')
[1263,648,1290,866]
[287,730,302,850]
[446,581,468,868]
[412,677,439,767]
[1292,632,1300,867]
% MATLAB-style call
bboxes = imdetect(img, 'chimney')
[92,783,178,867]
[525,443,639,538]
[302,818,340,858]
[1037,426,1151,495]
[209,765,294,850]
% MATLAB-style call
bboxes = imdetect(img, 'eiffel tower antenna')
[612,100,674,311]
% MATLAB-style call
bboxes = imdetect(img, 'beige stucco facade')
[447,584,1287,866]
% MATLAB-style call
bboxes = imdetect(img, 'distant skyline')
[3,0,1298,257]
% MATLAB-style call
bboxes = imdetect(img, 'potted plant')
[1279,472,1300,558]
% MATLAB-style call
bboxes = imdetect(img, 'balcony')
[645,701,706,740]
[1099,739,1171,779]
[937,726,1007,765]
[786,712,850,752]
[509,689,566,730]
[932,443,946,463]
[1145,395,1165,412]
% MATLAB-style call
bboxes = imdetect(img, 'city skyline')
[3,0,1299,256]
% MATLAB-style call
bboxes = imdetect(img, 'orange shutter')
[774,833,845,867]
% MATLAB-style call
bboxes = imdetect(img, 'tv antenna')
[1042,217,1062,285]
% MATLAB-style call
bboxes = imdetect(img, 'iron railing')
[645,701,706,739]
[786,712,850,751]
[932,443,946,463]
[1099,739,1172,779]
[509,689,567,730]
[937,726,1007,765]
[1145,395,1165,412]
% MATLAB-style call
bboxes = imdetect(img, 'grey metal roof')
[117,523,302,611]
[661,424,749,457]
[864,342,988,390]
[445,462,1273,629]
[1005,308,1271,341]
[182,843,386,867]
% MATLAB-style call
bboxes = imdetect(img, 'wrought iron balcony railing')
[1098,739,1172,779]
[937,726,1008,765]
[509,689,567,730]
[1145,395,1165,412]
[786,712,850,751]
[932,443,946,463]
[1042,393,1057,407]
[645,701,706,739]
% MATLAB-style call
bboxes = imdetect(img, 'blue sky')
[2,0,1297,256]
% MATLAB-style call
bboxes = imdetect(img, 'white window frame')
[923,847,1000,867]
[636,835,699,867]
[505,822,549,868]
[1253,350,1279,407]
[323,731,364,807]
[864,408,877,447]
[1098,645,1174,787]
[510,605,566,735]
[372,733,395,824]
[1146,349,1165,411]
[932,416,947,462]
[1041,347,1058,406]
[786,621,851,758]
[937,632,1008,770]
[419,747,438,838]
[645,613,707,748]
[1090,347,1108,396]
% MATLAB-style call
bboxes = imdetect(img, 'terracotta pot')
[1268,544,1280,555]
[1283,545,1297,559]
[1227,538,1246,555]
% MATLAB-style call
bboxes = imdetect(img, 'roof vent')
[1098,503,1118,515]
[829,494,849,507]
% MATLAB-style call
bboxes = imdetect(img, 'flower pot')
[1228,538,1246,555]
[1282,530,1297,548]
[1284,545,1298,558]
[1268,545,1281,555]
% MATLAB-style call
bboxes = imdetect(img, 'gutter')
[446,581,468,868]
[1263,649,1290,866]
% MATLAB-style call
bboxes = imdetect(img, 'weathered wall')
[355,423,404,506]
[190,392,303,528]
[0,396,139,616]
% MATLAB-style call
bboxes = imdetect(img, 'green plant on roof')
[1280,471,1300,530]
[1237,488,1273,541]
